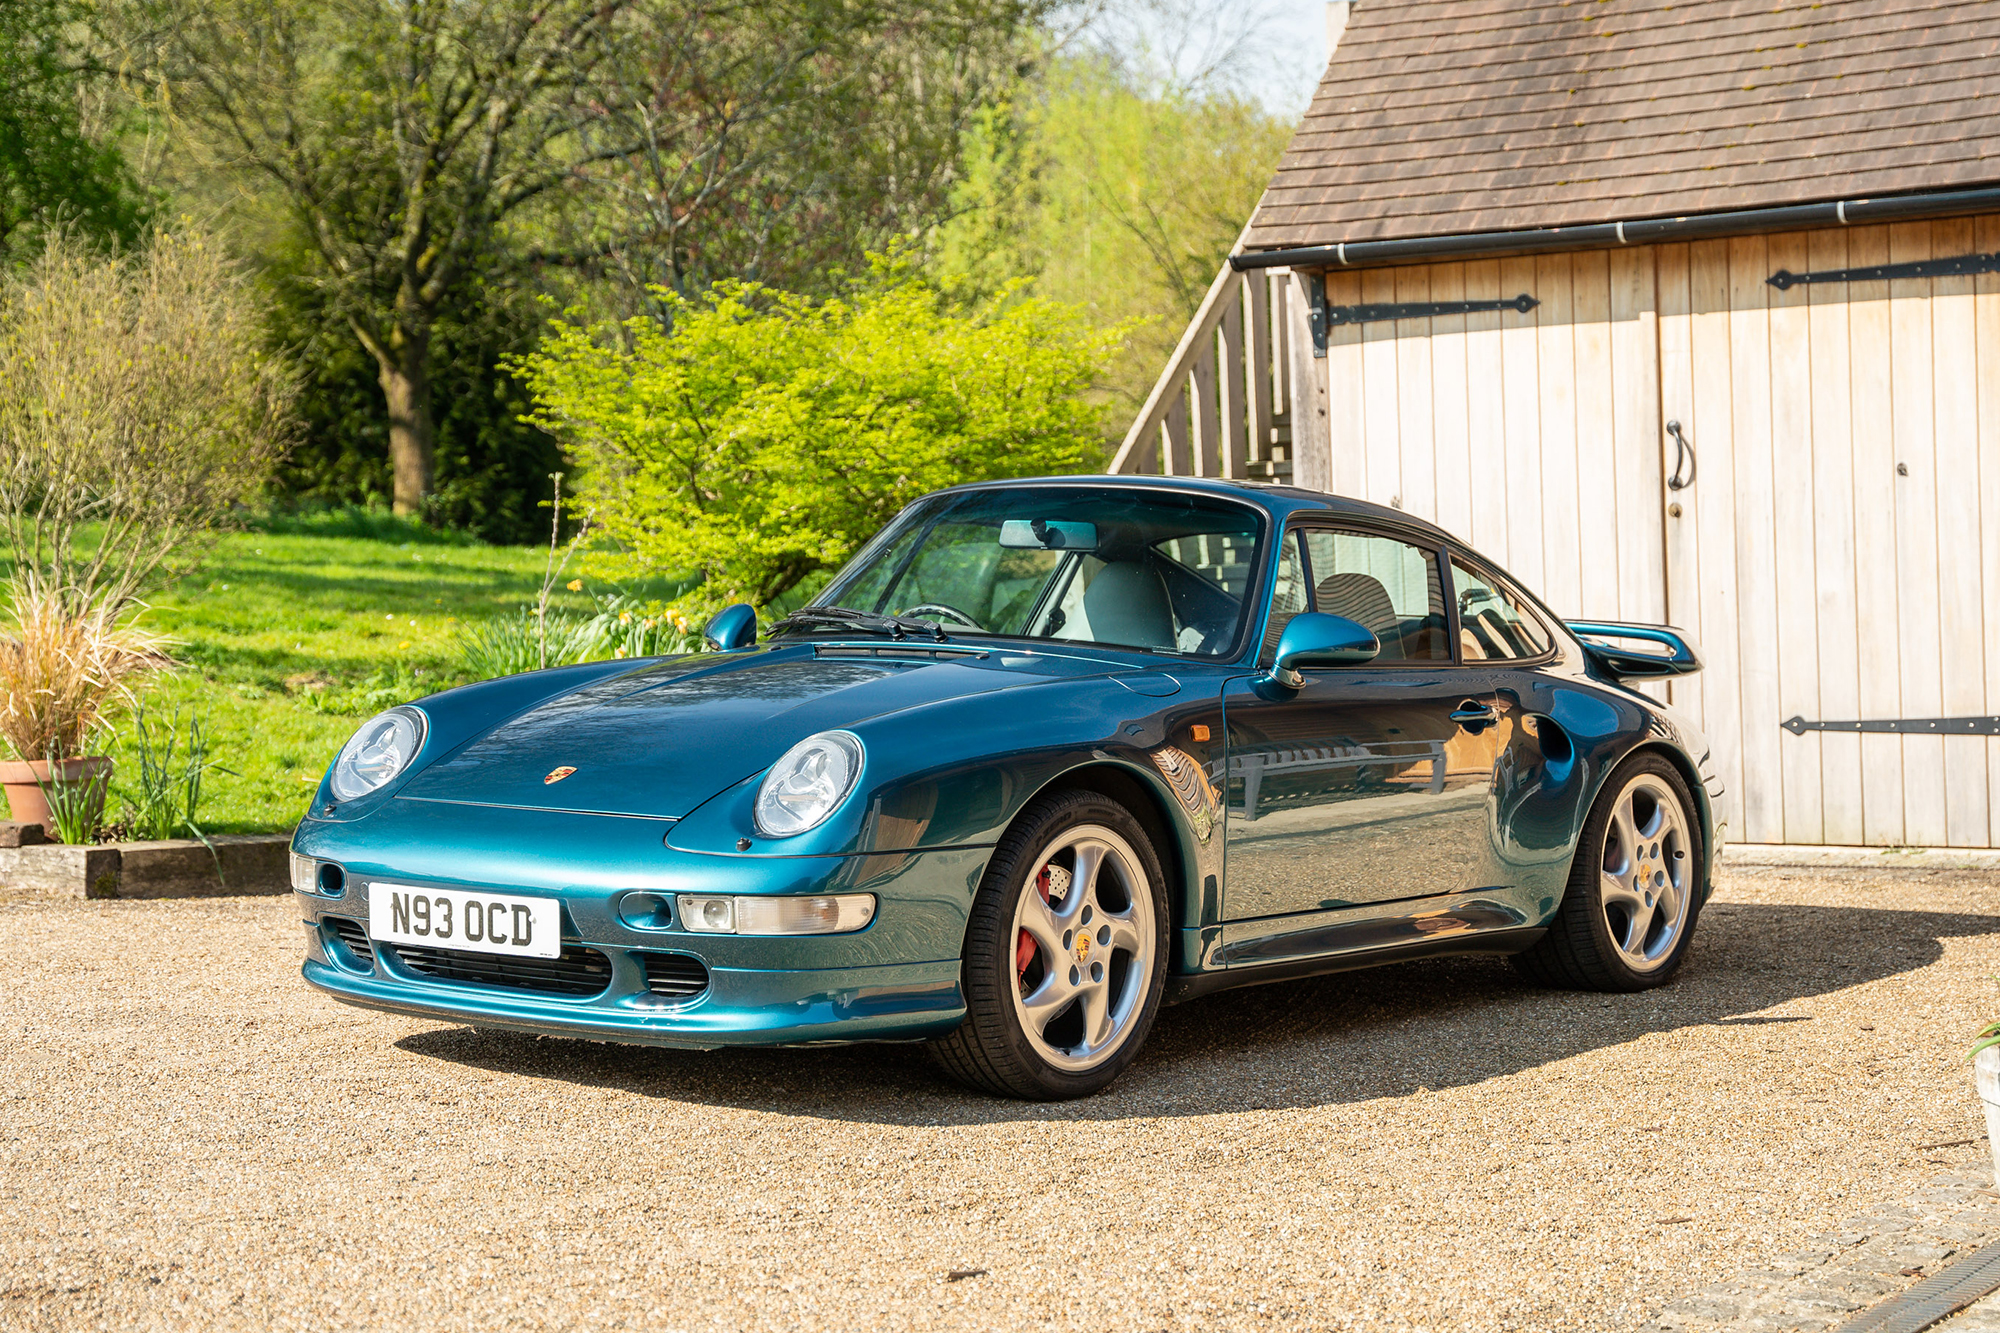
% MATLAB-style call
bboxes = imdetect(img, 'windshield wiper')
[768,605,949,642]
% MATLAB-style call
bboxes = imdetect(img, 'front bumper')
[301,938,964,1048]
[291,802,986,1047]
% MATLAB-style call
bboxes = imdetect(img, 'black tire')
[1513,751,1706,992]
[929,789,1170,1100]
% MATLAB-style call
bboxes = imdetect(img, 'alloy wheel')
[1008,824,1156,1072]
[1598,773,1692,970]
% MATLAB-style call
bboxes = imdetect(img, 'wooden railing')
[1107,261,1307,483]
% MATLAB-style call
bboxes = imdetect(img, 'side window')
[1302,530,1449,661]
[1452,559,1554,660]
[1153,531,1260,653]
[1259,529,1308,662]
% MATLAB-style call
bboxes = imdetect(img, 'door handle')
[1666,419,1697,490]
[1451,701,1497,731]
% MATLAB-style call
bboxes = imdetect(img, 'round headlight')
[329,707,427,802]
[754,731,863,837]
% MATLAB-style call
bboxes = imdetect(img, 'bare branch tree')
[117,0,1041,514]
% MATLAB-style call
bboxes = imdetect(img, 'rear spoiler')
[1563,620,1703,680]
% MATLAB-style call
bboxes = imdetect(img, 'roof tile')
[1243,0,2000,250]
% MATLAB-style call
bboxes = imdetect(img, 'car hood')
[398,644,1145,819]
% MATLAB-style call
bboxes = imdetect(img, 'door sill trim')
[1164,926,1546,1004]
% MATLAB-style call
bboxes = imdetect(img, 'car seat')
[1315,572,1401,653]
[1083,559,1177,650]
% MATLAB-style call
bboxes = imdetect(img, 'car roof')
[927,474,1458,546]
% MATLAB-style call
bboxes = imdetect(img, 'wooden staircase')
[1107,259,1322,486]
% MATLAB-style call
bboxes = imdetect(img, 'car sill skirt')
[1162,926,1547,1004]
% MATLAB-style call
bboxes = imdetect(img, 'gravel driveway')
[4,863,1998,1332]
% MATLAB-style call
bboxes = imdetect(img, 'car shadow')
[393,899,2000,1124]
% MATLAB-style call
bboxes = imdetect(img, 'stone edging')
[1722,844,2000,872]
[1638,1159,2000,1332]
[0,833,293,900]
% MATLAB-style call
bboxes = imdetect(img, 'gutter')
[1228,185,2000,272]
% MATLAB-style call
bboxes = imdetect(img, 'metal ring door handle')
[1450,701,1497,732]
[1666,420,1697,491]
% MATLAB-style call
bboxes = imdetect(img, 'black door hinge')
[1305,272,1328,358]
[1324,294,1538,328]
[1781,714,2000,736]
[1768,253,2000,290]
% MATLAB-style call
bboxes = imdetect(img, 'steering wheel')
[901,602,983,630]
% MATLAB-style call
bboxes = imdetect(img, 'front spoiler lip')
[302,956,965,1049]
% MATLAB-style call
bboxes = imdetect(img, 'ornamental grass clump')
[0,588,171,761]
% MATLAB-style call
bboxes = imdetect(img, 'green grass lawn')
[11,520,604,835]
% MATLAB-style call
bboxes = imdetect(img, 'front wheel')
[1514,752,1705,992]
[930,790,1169,1100]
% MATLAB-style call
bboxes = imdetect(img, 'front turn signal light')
[676,893,875,936]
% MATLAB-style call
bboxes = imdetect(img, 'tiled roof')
[1243,0,2000,251]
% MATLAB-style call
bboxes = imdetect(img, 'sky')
[1063,0,1332,118]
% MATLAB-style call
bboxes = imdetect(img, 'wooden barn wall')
[1323,250,1666,623]
[1315,220,2000,848]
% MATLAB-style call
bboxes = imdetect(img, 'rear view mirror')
[1265,612,1380,688]
[998,519,1099,552]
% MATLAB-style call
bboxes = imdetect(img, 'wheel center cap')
[1074,934,1092,965]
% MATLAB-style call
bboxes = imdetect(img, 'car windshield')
[798,486,1266,657]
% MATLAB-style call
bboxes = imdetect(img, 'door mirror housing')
[1264,612,1380,688]
[703,603,758,652]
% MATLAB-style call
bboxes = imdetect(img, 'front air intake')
[638,952,710,999]
[390,943,613,997]
[324,917,374,968]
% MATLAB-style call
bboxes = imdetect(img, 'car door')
[1447,553,1573,872]
[1221,524,1502,921]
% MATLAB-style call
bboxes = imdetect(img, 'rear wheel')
[1514,753,1704,992]
[930,790,1168,1100]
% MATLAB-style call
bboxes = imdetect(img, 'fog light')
[681,895,736,933]
[289,850,315,894]
[675,893,875,936]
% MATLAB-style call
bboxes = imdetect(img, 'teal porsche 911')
[293,476,1720,1099]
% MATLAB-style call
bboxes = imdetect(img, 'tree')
[513,266,1121,609]
[0,0,150,263]
[0,230,295,614]
[129,0,1042,516]
[936,50,1293,428]
[262,239,562,544]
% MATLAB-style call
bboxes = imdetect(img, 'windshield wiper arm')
[768,606,949,642]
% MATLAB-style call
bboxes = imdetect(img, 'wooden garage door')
[1318,218,2000,847]
[1322,248,1669,629]
[1658,219,2000,849]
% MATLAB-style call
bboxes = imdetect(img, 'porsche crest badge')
[543,766,578,785]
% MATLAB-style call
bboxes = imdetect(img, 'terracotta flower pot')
[0,756,112,837]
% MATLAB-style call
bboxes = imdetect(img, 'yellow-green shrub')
[513,266,1122,611]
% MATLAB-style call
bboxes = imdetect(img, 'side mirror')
[1264,612,1380,688]
[703,603,758,652]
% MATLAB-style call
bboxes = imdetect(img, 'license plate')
[367,884,561,959]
